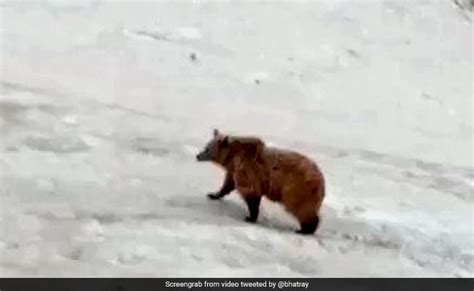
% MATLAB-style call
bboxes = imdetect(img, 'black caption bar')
[0,278,472,291]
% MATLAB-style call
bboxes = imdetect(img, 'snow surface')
[0,0,473,277]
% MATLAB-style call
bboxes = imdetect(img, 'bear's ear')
[213,128,220,138]
[221,136,230,148]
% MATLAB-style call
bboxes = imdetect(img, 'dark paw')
[207,193,222,200]
[245,216,257,223]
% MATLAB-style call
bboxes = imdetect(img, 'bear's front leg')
[207,172,235,200]
[244,196,261,223]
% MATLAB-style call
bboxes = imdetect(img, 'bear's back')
[263,146,323,185]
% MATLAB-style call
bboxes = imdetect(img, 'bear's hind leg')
[244,196,261,223]
[296,216,319,235]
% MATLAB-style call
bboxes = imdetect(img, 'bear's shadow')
[167,194,297,234]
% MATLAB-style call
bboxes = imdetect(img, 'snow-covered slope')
[0,0,472,277]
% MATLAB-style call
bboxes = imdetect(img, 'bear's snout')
[196,153,203,161]
[196,151,209,162]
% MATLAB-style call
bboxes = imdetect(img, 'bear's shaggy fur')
[196,129,325,234]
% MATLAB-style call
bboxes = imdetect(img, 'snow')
[0,0,472,277]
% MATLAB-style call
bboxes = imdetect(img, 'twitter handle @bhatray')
[164,280,310,289]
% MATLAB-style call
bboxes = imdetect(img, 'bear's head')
[196,129,231,164]
[196,129,264,166]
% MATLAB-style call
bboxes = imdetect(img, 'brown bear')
[196,129,325,235]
